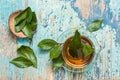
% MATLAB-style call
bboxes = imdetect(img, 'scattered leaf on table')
[88,19,103,32]
[38,39,57,50]
[52,55,64,70]
[17,45,37,68]
[10,57,33,68]
[50,45,62,59]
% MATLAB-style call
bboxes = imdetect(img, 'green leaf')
[15,8,28,26]
[10,57,33,68]
[38,39,57,50]
[88,19,103,32]
[26,7,33,23]
[52,55,64,70]
[15,19,26,32]
[30,21,37,31]
[22,23,33,38]
[31,12,37,22]
[83,44,94,57]
[17,45,37,68]
[69,30,83,58]
[30,12,37,31]
[50,45,62,59]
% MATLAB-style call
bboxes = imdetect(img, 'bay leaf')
[10,57,33,68]
[38,39,57,50]
[17,45,37,68]
[50,45,62,59]
[88,19,103,32]
[22,23,33,38]
[69,30,83,58]
[26,7,33,23]
[52,54,64,70]
[30,12,37,31]
[15,8,28,25]
[15,19,26,32]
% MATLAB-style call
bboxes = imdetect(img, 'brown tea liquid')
[62,36,94,68]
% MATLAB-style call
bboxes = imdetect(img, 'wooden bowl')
[9,10,27,38]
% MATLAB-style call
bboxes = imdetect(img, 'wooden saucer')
[9,10,27,38]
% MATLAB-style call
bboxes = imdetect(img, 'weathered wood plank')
[0,0,120,80]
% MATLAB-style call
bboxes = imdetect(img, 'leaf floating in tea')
[69,30,84,58]
[38,39,57,50]
[88,19,103,32]
[83,44,94,57]
[69,30,94,59]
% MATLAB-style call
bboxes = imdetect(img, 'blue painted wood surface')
[0,0,120,80]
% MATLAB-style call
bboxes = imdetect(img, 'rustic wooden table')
[0,0,120,80]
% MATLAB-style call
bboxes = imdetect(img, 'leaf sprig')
[38,39,64,70]
[15,7,37,38]
[37,31,94,70]
[10,45,37,68]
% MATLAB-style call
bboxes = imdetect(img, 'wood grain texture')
[0,0,120,80]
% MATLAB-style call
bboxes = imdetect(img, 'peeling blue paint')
[71,0,83,20]
[0,0,120,79]
[96,67,100,78]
